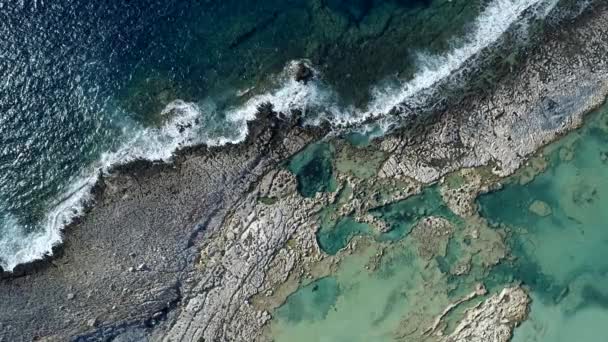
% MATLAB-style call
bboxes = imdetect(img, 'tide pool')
[269,96,608,342]
[271,151,501,340]
[315,186,456,255]
[270,239,448,342]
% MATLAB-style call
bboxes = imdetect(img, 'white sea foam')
[226,61,346,126]
[366,0,559,118]
[0,174,96,271]
[0,0,561,272]
[0,100,223,271]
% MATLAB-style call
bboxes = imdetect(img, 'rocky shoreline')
[1,2,608,341]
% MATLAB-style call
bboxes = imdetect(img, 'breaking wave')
[0,0,560,271]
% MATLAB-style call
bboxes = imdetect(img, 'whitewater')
[0,0,559,272]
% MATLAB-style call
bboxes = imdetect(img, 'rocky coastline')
[1,2,608,341]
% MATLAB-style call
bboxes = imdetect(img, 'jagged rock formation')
[379,6,608,183]
[160,169,329,341]
[409,217,454,263]
[442,286,530,342]
[0,3,607,342]
[166,6,608,341]
[0,115,322,341]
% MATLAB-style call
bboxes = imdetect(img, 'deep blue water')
[0,0,556,270]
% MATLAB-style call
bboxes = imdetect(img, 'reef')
[1,2,608,342]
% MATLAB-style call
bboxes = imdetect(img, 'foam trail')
[226,61,346,126]
[0,174,96,271]
[228,0,560,128]
[0,0,560,272]
[0,100,225,271]
[365,0,559,118]
[0,60,334,271]
[0,58,348,271]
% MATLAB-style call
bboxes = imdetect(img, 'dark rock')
[0,96,324,341]
[294,62,314,84]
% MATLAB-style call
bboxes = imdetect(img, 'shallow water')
[270,91,608,342]
[371,186,456,241]
[273,151,498,341]
[288,142,338,198]
[0,0,559,270]
[269,181,497,341]
[315,186,455,255]
[478,106,608,342]
[271,240,447,342]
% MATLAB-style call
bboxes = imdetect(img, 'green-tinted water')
[317,217,373,255]
[275,277,341,323]
[478,106,608,341]
[316,186,454,255]
[371,186,456,241]
[271,240,448,342]
[269,177,495,341]
[273,94,608,342]
[287,143,338,198]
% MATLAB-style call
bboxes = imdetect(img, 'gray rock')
[1,3,608,342]
[442,286,530,342]
[87,318,97,328]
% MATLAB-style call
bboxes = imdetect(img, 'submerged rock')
[529,200,552,217]
[2,3,608,342]
[410,217,454,261]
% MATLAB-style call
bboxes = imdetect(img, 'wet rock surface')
[410,217,454,262]
[379,5,608,184]
[163,5,608,340]
[1,3,608,342]
[0,112,322,341]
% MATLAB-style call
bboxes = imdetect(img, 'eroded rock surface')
[161,169,329,341]
[1,3,608,342]
[379,6,608,184]
[0,116,321,341]
[443,286,530,342]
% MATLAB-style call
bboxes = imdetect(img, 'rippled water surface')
[479,106,608,342]
[0,0,556,270]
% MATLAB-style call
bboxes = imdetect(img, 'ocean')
[0,0,559,271]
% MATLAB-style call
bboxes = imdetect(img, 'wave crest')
[0,0,561,272]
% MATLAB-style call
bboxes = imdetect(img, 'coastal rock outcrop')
[160,169,328,341]
[0,111,321,341]
[379,7,608,184]
[1,3,608,342]
[443,286,530,342]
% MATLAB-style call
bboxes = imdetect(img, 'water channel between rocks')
[267,104,608,342]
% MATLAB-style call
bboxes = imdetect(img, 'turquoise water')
[271,241,440,342]
[317,217,373,255]
[287,142,338,198]
[271,105,608,341]
[315,186,456,255]
[478,106,608,341]
[270,96,608,342]
[275,277,341,323]
[371,186,456,241]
